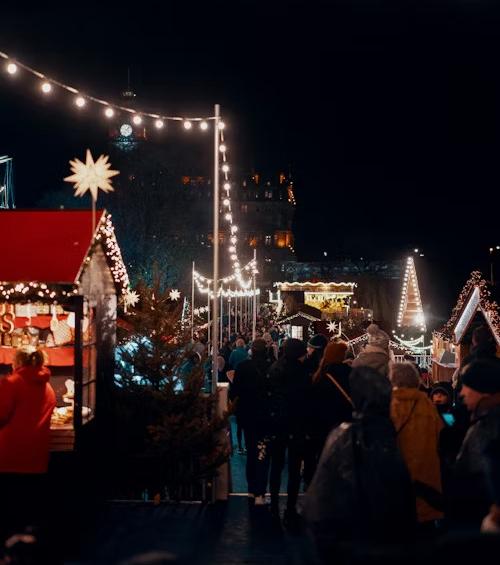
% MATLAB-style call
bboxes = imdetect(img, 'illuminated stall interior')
[432,271,500,382]
[0,210,129,450]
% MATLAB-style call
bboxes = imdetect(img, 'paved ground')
[71,497,316,564]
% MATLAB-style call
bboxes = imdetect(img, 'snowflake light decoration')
[64,149,119,201]
[124,290,140,308]
[327,321,338,334]
[169,289,181,301]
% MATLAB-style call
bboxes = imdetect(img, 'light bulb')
[224,182,231,190]
[6,62,17,75]
[183,120,192,130]
[41,82,52,93]
[75,96,86,108]
[219,144,227,152]
[132,115,142,125]
[218,121,225,130]
[222,164,229,173]
[225,213,232,221]
[200,121,208,130]
[229,246,236,252]
[155,119,164,129]
[223,199,230,206]
[231,226,238,233]
[104,107,114,118]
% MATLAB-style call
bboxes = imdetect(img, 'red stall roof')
[0,210,104,283]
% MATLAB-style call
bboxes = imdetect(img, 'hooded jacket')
[0,366,56,473]
[304,367,416,546]
[391,387,444,523]
[351,345,390,377]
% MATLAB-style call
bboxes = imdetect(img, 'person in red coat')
[0,347,56,541]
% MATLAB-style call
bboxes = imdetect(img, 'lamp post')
[212,104,220,394]
[489,246,500,285]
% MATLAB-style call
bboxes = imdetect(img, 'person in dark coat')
[255,338,310,523]
[303,334,329,378]
[451,359,500,527]
[306,341,352,485]
[303,366,416,562]
[229,339,272,499]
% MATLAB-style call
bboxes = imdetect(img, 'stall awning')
[0,210,104,283]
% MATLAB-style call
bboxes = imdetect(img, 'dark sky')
[1,1,500,316]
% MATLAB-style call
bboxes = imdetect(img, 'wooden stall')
[0,210,129,450]
[432,271,500,382]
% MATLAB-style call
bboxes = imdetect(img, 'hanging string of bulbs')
[0,49,257,290]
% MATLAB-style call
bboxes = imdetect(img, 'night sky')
[1,1,500,318]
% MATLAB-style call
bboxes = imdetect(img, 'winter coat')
[229,354,272,432]
[391,388,444,523]
[228,346,248,370]
[311,362,352,441]
[452,395,500,524]
[351,345,390,377]
[0,366,56,474]
[264,356,311,438]
[304,366,416,547]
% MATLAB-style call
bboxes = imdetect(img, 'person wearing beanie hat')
[256,337,310,527]
[304,334,329,379]
[351,323,391,377]
[452,359,500,526]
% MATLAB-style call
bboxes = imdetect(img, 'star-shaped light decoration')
[327,321,338,334]
[169,289,181,301]
[124,290,140,308]
[64,149,119,201]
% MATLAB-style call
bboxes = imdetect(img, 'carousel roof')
[0,210,105,283]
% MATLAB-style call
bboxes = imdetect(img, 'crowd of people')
[225,322,500,560]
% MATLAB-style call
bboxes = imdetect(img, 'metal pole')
[228,294,231,338]
[212,104,220,394]
[239,294,243,333]
[207,282,211,345]
[220,289,223,348]
[252,249,257,340]
[191,261,195,340]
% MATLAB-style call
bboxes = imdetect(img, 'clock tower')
[109,77,146,150]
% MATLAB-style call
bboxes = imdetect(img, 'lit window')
[265,235,272,246]
[291,326,303,340]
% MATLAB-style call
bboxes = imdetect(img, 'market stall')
[432,271,500,382]
[0,209,129,450]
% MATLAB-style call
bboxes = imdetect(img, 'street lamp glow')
[41,82,52,93]
[200,120,208,130]
[183,120,192,130]
[75,96,86,108]
[6,63,17,75]
[104,107,114,118]
[132,115,142,125]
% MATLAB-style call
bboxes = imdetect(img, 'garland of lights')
[0,50,254,289]
[397,256,426,331]
[435,271,500,342]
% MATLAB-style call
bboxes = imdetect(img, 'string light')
[132,115,142,125]
[104,107,114,118]
[0,50,215,129]
[155,119,164,129]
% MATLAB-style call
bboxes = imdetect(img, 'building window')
[265,235,272,246]
[291,326,303,340]
[240,204,248,213]
[265,190,273,199]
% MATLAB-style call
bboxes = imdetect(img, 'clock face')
[120,124,133,137]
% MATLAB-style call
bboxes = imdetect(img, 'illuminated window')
[241,204,248,213]
[291,326,303,340]
[265,235,272,246]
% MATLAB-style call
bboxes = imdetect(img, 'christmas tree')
[112,277,230,500]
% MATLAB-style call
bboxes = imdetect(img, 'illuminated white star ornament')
[327,321,338,334]
[169,289,181,301]
[64,149,119,201]
[124,290,140,308]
